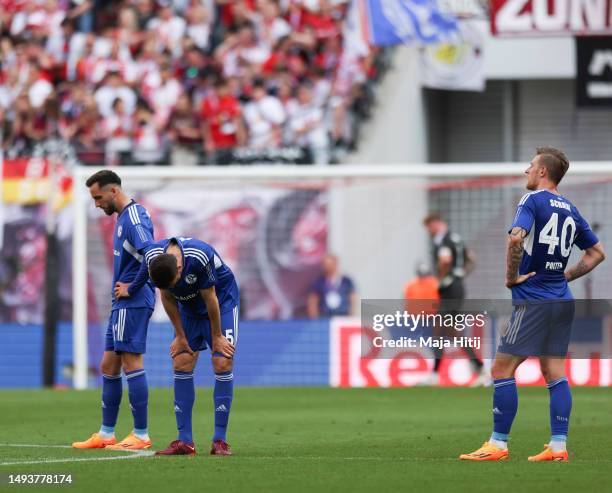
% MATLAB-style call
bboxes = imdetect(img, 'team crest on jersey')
[117,225,122,238]
[185,274,197,284]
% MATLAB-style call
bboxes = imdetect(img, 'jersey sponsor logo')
[174,292,197,302]
[185,274,197,284]
[549,199,571,211]
[117,225,123,237]
[545,261,563,270]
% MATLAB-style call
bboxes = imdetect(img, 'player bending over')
[117,236,238,455]
[460,147,605,462]
[73,170,156,451]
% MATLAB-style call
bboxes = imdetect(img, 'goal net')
[69,163,612,388]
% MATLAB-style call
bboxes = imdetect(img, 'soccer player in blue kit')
[116,236,238,455]
[73,170,155,451]
[460,147,605,462]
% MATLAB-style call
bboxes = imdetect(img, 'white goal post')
[71,162,612,389]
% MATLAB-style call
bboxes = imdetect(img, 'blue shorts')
[104,308,153,354]
[181,305,239,357]
[497,301,575,357]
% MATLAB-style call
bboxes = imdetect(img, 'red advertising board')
[330,318,612,387]
[491,0,612,36]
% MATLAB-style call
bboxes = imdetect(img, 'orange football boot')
[72,433,117,449]
[105,433,152,451]
[528,445,569,462]
[460,442,509,461]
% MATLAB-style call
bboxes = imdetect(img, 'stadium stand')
[0,0,391,166]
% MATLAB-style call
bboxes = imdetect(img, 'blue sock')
[491,378,518,442]
[101,374,122,433]
[126,369,148,435]
[174,371,195,444]
[548,377,571,443]
[213,371,234,442]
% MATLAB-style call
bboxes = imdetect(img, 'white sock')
[134,430,150,441]
[489,436,508,450]
[549,440,566,453]
[98,430,115,439]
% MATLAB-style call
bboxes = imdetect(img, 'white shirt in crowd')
[91,59,137,85]
[133,123,165,163]
[149,78,182,126]
[257,16,292,49]
[187,23,210,50]
[243,95,285,149]
[94,85,136,117]
[10,8,64,38]
[28,78,53,109]
[222,44,270,78]
[287,100,328,149]
[147,16,187,57]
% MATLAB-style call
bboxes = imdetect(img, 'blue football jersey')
[144,237,239,317]
[112,201,155,310]
[510,190,598,301]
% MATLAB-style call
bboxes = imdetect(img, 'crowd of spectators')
[0,0,390,166]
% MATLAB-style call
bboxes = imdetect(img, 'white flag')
[420,19,486,92]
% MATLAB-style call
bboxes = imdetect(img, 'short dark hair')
[85,170,122,188]
[536,146,569,185]
[149,254,178,289]
[423,211,442,225]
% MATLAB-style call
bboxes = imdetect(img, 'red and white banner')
[1,157,73,206]
[330,317,612,386]
[491,0,612,36]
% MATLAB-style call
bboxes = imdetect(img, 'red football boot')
[155,440,196,456]
[210,440,232,456]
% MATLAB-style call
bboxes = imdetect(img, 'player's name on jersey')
[549,198,571,211]
[372,336,481,350]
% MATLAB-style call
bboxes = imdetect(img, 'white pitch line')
[235,456,458,461]
[0,444,73,449]
[0,444,154,466]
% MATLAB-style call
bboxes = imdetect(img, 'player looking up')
[460,147,605,462]
[116,236,238,456]
[73,170,155,451]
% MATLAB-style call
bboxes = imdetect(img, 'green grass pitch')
[1,387,611,492]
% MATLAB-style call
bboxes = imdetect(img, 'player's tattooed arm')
[565,242,606,282]
[505,227,535,288]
